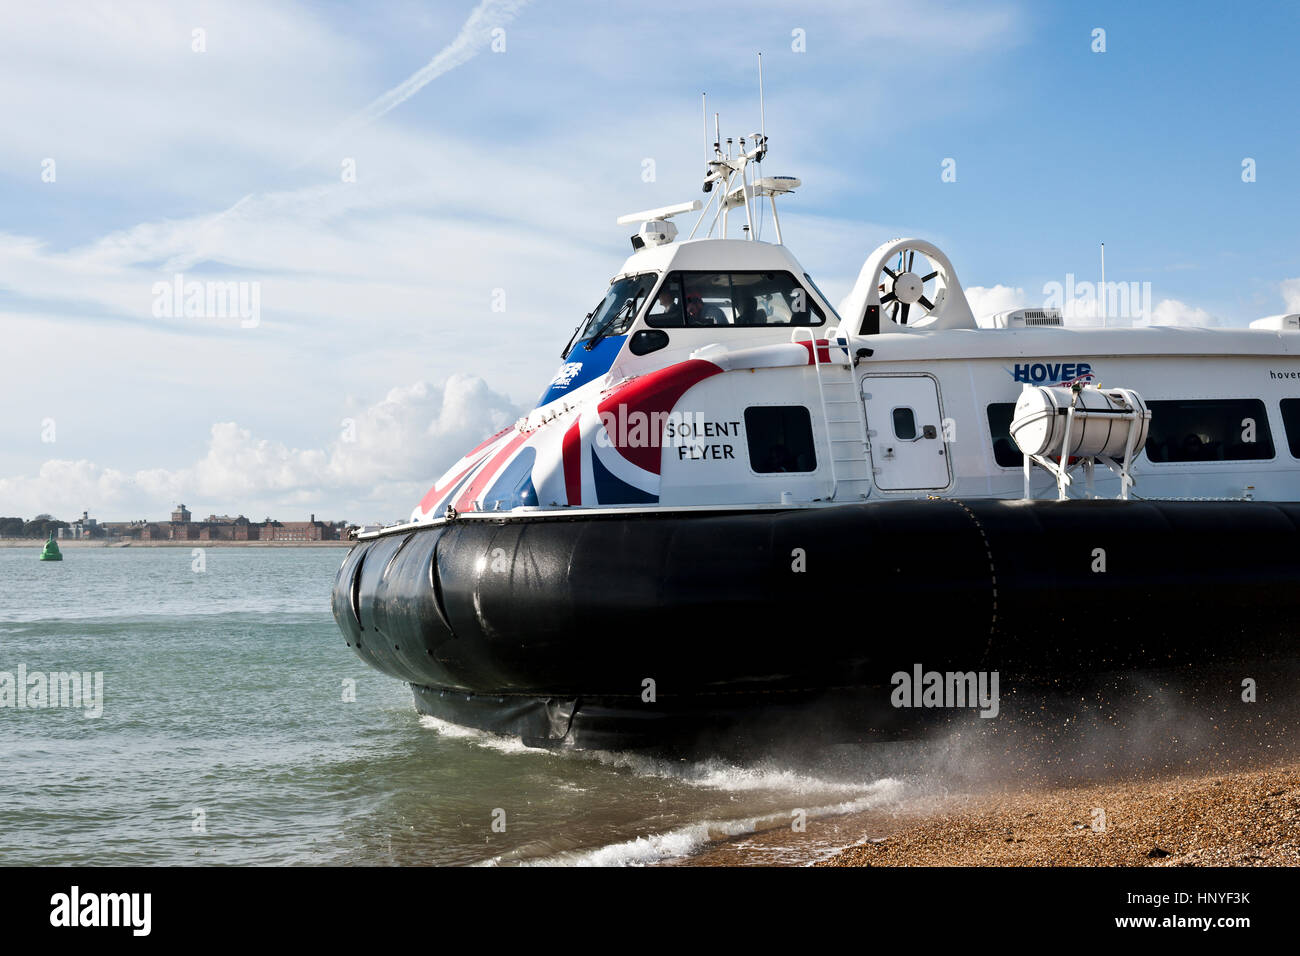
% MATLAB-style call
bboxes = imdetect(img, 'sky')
[2,0,1298,523]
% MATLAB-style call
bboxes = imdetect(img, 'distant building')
[58,511,99,539]
[94,509,340,542]
[100,519,151,539]
[258,513,337,542]
[197,515,258,541]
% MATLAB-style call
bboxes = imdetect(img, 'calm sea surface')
[0,547,913,866]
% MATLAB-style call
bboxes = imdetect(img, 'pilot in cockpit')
[684,290,707,325]
[647,284,728,327]
[654,288,678,315]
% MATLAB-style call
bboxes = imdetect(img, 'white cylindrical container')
[1010,385,1149,459]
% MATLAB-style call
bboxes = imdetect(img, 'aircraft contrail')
[299,0,532,166]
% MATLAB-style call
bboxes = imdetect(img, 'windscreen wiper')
[584,298,634,351]
[561,312,592,359]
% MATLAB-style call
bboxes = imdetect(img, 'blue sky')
[2,0,1298,522]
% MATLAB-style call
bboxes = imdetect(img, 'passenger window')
[986,403,1023,467]
[892,407,918,440]
[682,272,733,327]
[1281,399,1300,458]
[647,271,825,328]
[745,406,817,473]
[1144,399,1274,462]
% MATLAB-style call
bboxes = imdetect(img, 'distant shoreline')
[0,538,352,548]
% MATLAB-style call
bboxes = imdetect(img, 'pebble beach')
[819,760,1300,867]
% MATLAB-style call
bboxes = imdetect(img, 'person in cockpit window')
[737,295,767,326]
[684,290,709,326]
[653,288,677,314]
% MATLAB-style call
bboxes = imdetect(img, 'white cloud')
[0,376,520,521]
[303,0,532,164]
[1055,296,1220,328]
[1281,278,1300,313]
[965,284,1027,323]
[1147,298,1219,327]
[1016,279,1225,328]
[324,375,518,489]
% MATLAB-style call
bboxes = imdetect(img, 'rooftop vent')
[986,308,1064,329]
[1249,313,1300,331]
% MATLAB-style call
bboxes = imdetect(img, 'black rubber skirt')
[331,498,1300,747]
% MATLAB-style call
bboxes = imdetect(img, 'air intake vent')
[1249,313,1300,331]
[985,308,1064,329]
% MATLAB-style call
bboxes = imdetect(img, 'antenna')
[686,69,798,244]
[1100,241,1106,328]
[701,93,708,166]
[754,52,766,240]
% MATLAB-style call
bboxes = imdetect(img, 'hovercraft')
[333,111,1300,749]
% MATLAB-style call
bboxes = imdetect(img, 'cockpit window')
[648,278,683,325]
[645,271,824,328]
[580,273,657,340]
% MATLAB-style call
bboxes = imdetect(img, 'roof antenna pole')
[740,136,754,240]
[702,92,709,167]
[717,114,727,237]
[688,94,722,240]
[1100,241,1106,328]
[755,52,766,240]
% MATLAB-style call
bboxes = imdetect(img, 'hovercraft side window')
[744,406,817,473]
[646,271,825,328]
[1144,399,1275,463]
[986,403,1023,468]
[892,407,919,441]
[1280,399,1300,458]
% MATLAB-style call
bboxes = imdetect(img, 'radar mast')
[616,54,801,248]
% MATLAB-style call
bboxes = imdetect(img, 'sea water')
[0,547,907,866]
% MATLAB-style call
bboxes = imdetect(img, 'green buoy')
[39,532,63,561]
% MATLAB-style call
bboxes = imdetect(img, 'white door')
[862,374,951,491]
